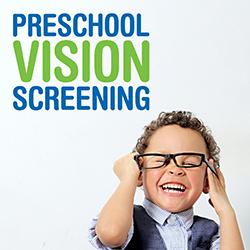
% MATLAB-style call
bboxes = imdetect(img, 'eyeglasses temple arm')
[204,160,219,178]
[134,155,143,171]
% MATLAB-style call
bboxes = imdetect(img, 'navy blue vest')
[125,205,219,250]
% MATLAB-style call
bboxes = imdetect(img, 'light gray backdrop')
[1,0,249,249]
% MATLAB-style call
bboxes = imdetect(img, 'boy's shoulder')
[193,214,218,225]
[192,214,219,233]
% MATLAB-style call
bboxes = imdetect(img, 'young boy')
[88,111,244,249]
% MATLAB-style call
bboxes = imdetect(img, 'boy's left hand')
[206,159,234,217]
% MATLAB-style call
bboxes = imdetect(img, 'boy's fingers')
[216,168,226,188]
[207,160,215,179]
[211,164,225,187]
[208,159,223,182]
[208,158,214,165]
[206,166,216,187]
[207,164,222,191]
[208,159,218,176]
[207,161,226,192]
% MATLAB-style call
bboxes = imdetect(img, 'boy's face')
[141,125,208,212]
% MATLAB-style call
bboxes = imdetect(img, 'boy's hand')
[207,159,234,217]
[207,160,245,250]
[113,153,142,186]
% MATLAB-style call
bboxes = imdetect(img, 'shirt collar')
[142,198,194,230]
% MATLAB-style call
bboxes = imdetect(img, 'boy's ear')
[137,172,143,187]
[203,174,209,194]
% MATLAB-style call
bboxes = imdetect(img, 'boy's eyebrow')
[146,150,170,154]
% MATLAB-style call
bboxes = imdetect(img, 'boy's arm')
[95,153,141,248]
[207,160,244,250]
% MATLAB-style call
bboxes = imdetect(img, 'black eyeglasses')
[134,152,218,177]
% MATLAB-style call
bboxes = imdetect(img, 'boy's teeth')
[162,183,186,192]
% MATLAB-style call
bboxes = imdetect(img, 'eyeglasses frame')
[134,152,218,178]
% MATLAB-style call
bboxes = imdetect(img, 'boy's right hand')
[113,153,142,186]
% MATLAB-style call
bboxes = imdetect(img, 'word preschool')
[12,13,151,111]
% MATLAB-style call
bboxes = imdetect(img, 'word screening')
[13,86,150,111]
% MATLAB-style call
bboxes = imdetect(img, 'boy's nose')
[166,162,185,176]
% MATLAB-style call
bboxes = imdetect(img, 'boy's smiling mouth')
[160,182,186,193]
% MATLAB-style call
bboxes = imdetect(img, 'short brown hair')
[134,111,220,165]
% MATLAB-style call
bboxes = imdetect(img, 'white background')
[1,1,250,249]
